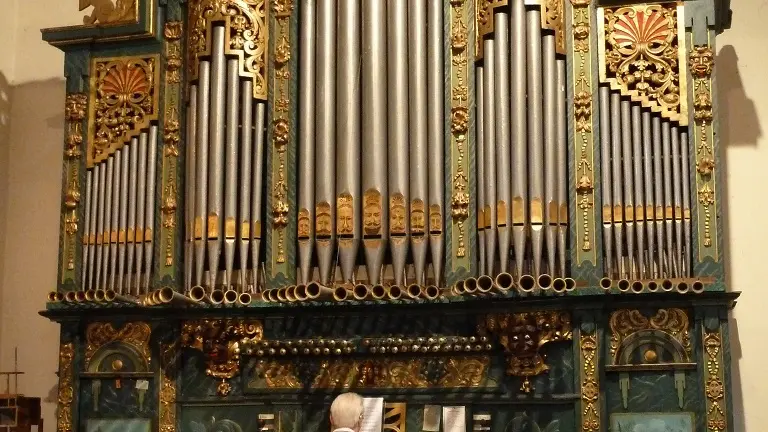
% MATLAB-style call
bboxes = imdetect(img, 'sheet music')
[360,397,384,432]
[442,406,466,432]
[423,405,442,431]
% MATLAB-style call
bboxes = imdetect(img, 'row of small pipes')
[262,282,442,303]
[599,277,706,294]
[453,273,577,296]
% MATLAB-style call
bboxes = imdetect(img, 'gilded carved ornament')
[703,329,727,431]
[480,311,573,392]
[56,343,75,432]
[80,0,138,25]
[181,319,264,396]
[608,308,691,362]
[159,342,178,432]
[85,322,152,368]
[580,333,600,432]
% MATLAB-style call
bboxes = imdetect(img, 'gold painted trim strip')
[580,332,600,432]
[61,93,87,283]
[56,342,74,432]
[159,342,178,432]
[703,326,727,432]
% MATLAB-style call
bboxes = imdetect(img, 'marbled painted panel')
[79,378,156,418]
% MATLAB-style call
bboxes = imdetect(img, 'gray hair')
[330,392,364,429]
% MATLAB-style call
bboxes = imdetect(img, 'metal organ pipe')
[493,11,511,275]
[337,0,361,284]
[543,29,557,280]
[620,100,635,280]
[118,140,130,293]
[680,129,692,277]
[642,110,655,278]
[609,92,624,278]
[144,126,158,291]
[511,0,528,279]
[185,89,197,292]
[671,125,683,277]
[652,116,664,276]
[109,150,121,291]
[135,131,148,292]
[194,60,210,289]
[239,81,253,290]
[102,157,114,290]
[82,169,93,291]
[224,58,240,289]
[315,0,336,285]
[631,105,646,279]
[555,59,567,277]
[388,0,410,286]
[208,25,226,288]
[94,163,105,291]
[483,38,496,276]
[526,8,544,278]
[297,0,316,285]
[662,120,673,277]
[599,87,614,279]
[427,0,444,286]
[408,0,428,285]
[476,67,486,276]
[251,102,266,292]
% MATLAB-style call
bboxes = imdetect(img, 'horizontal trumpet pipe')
[552,278,566,293]
[452,279,465,296]
[276,287,288,302]
[477,275,494,294]
[617,279,630,292]
[692,280,704,293]
[599,277,612,291]
[306,281,334,301]
[333,286,350,302]
[676,280,689,294]
[48,292,63,302]
[386,284,402,300]
[64,291,77,303]
[463,277,478,295]
[285,285,298,302]
[265,289,279,303]
[518,275,536,293]
[564,278,576,292]
[406,284,421,300]
[209,289,225,304]
[421,285,440,300]
[647,280,659,292]
[85,289,97,302]
[188,285,206,302]
[371,284,387,300]
[661,279,674,292]
[295,284,308,301]
[159,287,201,306]
[95,289,106,302]
[75,291,87,303]
[495,273,514,291]
[104,289,140,304]
[237,292,252,306]
[224,289,238,304]
[353,284,371,301]
[537,274,553,290]
[631,280,644,294]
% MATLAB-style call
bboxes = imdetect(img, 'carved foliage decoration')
[543,0,566,54]
[159,342,178,432]
[88,55,160,168]
[580,333,600,432]
[62,93,87,277]
[383,403,407,432]
[481,311,572,392]
[56,343,75,432]
[703,328,727,432]
[181,319,264,396]
[85,322,152,369]
[79,0,138,25]
[609,308,691,364]
[187,0,268,100]
[601,4,688,124]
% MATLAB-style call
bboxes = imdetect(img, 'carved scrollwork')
[480,311,573,392]
[187,0,268,100]
[181,319,264,395]
[609,308,692,363]
[56,343,75,432]
[79,0,138,25]
[85,322,152,369]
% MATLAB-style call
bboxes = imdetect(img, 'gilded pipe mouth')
[599,277,612,291]
[452,280,466,296]
[353,284,371,301]
[95,289,106,302]
[661,279,674,292]
[646,280,659,292]
[495,273,514,291]
[85,290,97,302]
[237,292,252,306]
[306,282,334,300]
[285,286,298,302]
[276,287,288,302]
[224,289,239,304]
[266,289,280,303]
[189,286,207,302]
[631,280,644,294]
[617,279,630,292]
[406,284,422,299]
[421,285,440,300]
[210,289,225,304]
[295,284,308,301]
[518,275,536,292]
[537,274,553,290]
[104,290,140,304]
[477,275,494,294]
[47,291,59,302]
[386,285,402,300]
[333,286,350,302]
[371,284,387,300]
[691,280,704,294]
[564,278,576,292]
[105,290,117,302]
[552,278,566,293]
[158,287,174,303]
[464,277,478,294]
[676,280,690,294]
[75,291,87,303]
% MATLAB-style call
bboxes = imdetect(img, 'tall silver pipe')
[135,131,148,292]
[631,105,646,279]
[185,87,198,291]
[250,102,266,292]
[542,31,557,277]
[427,0,444,285]
[610,92,624,278]
[118,141,130,293]
[620,100,635,279]
[338,0,361,283]
[298,0,316,285]
[207,25,227,288]
[127,138,139,294]
[239,81,253,289]
[642,110,656,277]
[408,0,428,285]
[527,9,544,278]
[476,67,487,276]
[316,0,337,285]
[195,61,211,288]
[109,151,121,291]
[510,0,528,278]
[599,87,614,278]
[82,169,93,290]
[671,124,683,277]
[94,164,105,291]
[144,125,158,290]
[662,120,673,277]
[224,59,240,288]
[494,12,511,275]
[362,0,388,285]
[555,59,567,277]
[101,157,113,290]
[388,0,410,286]
[89,165,100,291]
[483,39,497,276]
[680,129,692,277]
[652,115,664,276]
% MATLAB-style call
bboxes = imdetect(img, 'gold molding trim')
[159,342,178,432]
[703,327,727,432]
[450,0,472,261]
[690,43,718,261]
[480,311,572,392]
[609,308,692,363]
[62,93,88,280]
[56,342,75,432]
[86,54,161,168]
[580,332,600,432]
[85,322,152,368]
[187,0,269,100]
[598,3,689,125]
[383,402,407,432]
[570,0,596,262]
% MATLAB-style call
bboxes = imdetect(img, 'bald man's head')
[330,392,364,431]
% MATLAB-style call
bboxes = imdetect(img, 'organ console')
[41,0,737,430]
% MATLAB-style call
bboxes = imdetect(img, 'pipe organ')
[42,0,738,430]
